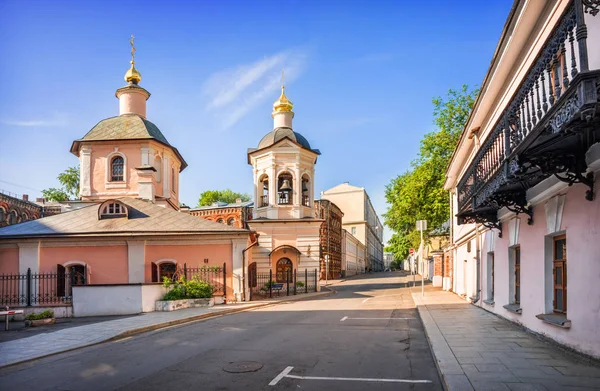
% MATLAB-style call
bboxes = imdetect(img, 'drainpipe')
[241,232,260,302]
[470,128,482,304]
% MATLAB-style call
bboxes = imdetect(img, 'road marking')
[269,366,294,386]
[269,366,431,386]
[362,294,403,303]
[340,317,415,321]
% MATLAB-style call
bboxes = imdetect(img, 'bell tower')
[247,82,320,220]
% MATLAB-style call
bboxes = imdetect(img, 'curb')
[0,291,332,369]
[410,290,472,391]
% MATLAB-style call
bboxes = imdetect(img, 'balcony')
[456,1,600,232]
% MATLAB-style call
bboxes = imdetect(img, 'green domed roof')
[70,114,187,170]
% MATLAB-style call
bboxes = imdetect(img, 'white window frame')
[105,151,127,189]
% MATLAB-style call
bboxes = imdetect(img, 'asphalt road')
[0,272,442,391]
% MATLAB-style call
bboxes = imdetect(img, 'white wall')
[73,284,167,317]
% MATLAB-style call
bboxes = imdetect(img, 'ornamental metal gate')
[248,266,318,300]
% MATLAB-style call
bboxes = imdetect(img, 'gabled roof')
[70,114,188,171]
[0,198,247,239]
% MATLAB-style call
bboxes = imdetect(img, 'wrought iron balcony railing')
[457,0,600,229]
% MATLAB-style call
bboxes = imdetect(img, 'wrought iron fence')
[182,263,227,296]
[249,268,318,300]
[0,268,79,306]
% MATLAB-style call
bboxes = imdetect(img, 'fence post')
[314,269,318,293]
[286,270,290,296]
[26,268,32,307]
[183,263,188,281]
[223,262,227,302]
[269,269,273,298]
[293,269,297,295]
[305,269,308,294]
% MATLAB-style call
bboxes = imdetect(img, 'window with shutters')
[553,235,567,313]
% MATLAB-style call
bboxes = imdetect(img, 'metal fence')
[0,268,79,306]
[182,263,227,296]
[249,269,318,300]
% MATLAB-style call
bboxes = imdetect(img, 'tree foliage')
[197,189,251,207]
[41,166,80,201]
[384,85,478,260]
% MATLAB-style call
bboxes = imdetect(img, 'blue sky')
[0,0,512,243]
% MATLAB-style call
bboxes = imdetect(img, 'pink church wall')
[145,244,234,300]
[90,143,142,196]
[0,248,19,274]
[39,245,128,284]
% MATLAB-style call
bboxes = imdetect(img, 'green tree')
[42,166,80,201]
[197,189,251,207]
[384,85,478,260]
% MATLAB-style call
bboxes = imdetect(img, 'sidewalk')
[412,285,600,390]
[0,290,330,369]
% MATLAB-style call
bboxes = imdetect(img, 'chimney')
[135,165,156,202]
[236,198,242,203]
[22,194,29,201]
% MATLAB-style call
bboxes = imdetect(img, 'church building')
[0,38,249,303]
[246,85,323,284]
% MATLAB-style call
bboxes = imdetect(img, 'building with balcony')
[321,182,384,272]
[445,0,600,358]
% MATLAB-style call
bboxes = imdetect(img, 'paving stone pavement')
[412,285,600,391]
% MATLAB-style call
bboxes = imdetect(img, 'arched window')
[259,174,269,207]
[99,200,128,219]
[111,156,124,182]
[276,258,293,283]
[171,167,176,193]
[8,211,17,225]
[159,262,177,281]
[21,213,28,222]
[0,208,5,224]
[227,218,235,227]
[70,264,87,286]
[154,156,162,183]
[278,172,293,205]
[217,218,224,224]
[301,174,310,207]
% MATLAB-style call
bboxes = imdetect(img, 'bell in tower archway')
[279,179,292,191]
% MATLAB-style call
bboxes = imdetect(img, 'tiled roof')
[0,198,247,238]
[80,114,171,145]
[70,114,188,170]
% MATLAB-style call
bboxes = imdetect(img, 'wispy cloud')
[1,112,70,127]
[202,48,309,129]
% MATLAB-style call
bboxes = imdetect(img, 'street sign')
[409,248,415,255]
[416,220,427,231]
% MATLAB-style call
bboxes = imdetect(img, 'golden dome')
[272,86,294,114]
[124,62,142,84]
